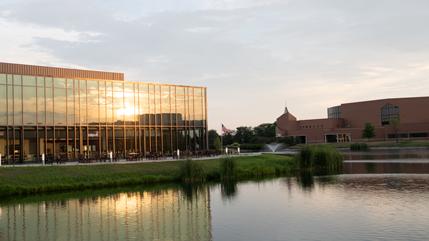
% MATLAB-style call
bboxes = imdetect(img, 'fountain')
[265,143,284,153]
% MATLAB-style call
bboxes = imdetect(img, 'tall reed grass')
[180,160,206,183]
[296,145,343,172]
[220,157,237,180]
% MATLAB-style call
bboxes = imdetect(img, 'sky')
[1,0,429,131]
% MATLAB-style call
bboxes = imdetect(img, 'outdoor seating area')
[0,150,222,165]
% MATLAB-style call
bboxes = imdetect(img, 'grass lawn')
[0,154,295,197]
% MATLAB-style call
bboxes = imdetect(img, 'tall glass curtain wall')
[0,74,207,163]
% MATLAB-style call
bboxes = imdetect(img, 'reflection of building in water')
[0,188,212,241]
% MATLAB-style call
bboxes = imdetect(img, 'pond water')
[342,147,429,161]
[2,163,429,241]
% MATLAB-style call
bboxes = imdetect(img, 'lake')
[1,161,429,241]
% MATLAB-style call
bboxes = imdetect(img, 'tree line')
[208,123,279,151]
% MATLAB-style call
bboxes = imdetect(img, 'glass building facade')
[0,63,208,163]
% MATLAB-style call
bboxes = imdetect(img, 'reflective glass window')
[80,89,87,124]
[45,77,53,88]
[176,95,185,126]
[0,85,6,124]
[113,82,123,92]
[13,75,22,86]
[124,83,133,93]
[7,75,13,85]
[13,85,22,125]
[22,76,36,86]
[54,88,67,125]
[66,79,74,89]
[155,86,161,124]
[54,78,66,88]
[106,88,113,123]
[381,104,400,126]
[36,77,44,87]
[74,88,80,125]
[176,87,185,95]
[37,87,45,125]
[23,86,37,125]
[67,88,74,125]
[124,92,135,122]
[80,80,86,90]
[0,74,6,84]
[87,80,98,90]
[113,91,124,123]
[194,88,202,96]
[45,88,54,125]
[7,86,13,125]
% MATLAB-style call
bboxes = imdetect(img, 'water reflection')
[220,181,238,200]
[296,171,315,190]
[343,147,429,160]
[344,162,429,174]
[2,163,429,241]
[0,187,212,241]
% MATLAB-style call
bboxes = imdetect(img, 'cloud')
[1,0,429,130]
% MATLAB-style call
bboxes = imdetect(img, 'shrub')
[239,143,265,151]
[180,160,206,183]
[350,143,369,151]
[296,145,343,172]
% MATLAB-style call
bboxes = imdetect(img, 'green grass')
[0,154,295,197]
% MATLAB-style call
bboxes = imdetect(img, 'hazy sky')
[1,0,429,131]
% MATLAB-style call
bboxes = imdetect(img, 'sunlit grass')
[0,154,295,197]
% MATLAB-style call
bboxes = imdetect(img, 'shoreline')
[0,154,296,198]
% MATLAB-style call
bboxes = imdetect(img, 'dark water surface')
[342,147,429,161]
[2,167,429,240]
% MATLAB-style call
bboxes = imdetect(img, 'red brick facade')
[276,97,429,143]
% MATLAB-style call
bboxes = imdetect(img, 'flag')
[221,124,234,134]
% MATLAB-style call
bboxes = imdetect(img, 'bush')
[220,157,237,180]
[296,145,343,172]
[180,160,206,183]
[350,143,369,151]
[239,143,265,151]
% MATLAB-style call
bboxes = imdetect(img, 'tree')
[213,136,222,151]
[362,123,375,140]
[208,129,220,150]
[222,133,234,146]
[254,123,276,143]
[233,127,255,144]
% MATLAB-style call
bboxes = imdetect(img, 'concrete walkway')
[0,152,262,168]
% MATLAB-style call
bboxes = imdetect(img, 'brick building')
[276,97,429,143]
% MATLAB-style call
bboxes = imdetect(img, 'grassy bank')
[0,154,295,197]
